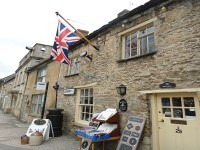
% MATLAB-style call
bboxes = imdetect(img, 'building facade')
[55,0,200,149]
[22,59,61,123]
[12,43,52,120]
[0,74,15,113]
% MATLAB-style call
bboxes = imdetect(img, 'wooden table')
[77,135,120,150]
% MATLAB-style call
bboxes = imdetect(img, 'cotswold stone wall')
[57,0,200,149]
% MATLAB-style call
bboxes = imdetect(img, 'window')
[123,26,155,59]
[38,68,47,82]
[31,94,44,115]
[78,88,93,123]
[67,57,81,75]
[161,97,196,119]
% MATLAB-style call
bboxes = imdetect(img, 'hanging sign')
[159,82,176,88]
[119,99,127,112]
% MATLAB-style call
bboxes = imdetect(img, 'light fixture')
[116,84,126,96]
[80,51,92,61]
[160,6,167,13]
[41,48,46,52]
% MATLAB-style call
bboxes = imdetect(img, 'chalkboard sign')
[116,116,146,150]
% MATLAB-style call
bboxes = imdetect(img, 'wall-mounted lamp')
[41,47,46,52]
[160,6,167,13]
[80,51,92,61]
[116,84,126,96]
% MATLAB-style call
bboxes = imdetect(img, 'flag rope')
[55,12,99,51]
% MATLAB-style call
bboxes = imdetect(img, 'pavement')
[0,109,80,150]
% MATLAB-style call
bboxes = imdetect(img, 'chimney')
[75,29,89,37]
[117,9,130,17]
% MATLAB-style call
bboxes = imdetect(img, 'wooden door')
[157,93,200,150]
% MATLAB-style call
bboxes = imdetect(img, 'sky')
[0,0,149,78]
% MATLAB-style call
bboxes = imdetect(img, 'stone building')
[11,43,52,120]
[55,0,200,149]
[22,58,61,123]
[0,74,15,113]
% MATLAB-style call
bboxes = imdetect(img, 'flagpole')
[55,12,99,51]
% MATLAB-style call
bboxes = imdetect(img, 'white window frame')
[31,94,44,115]
[118,17,157,59]
[67,57,81,75]
[74,82,97,126]
[38,68,47,82]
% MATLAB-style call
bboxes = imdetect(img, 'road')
[0,109,80,150]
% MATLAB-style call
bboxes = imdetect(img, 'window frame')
[118,17,157,60]
[30,94,45,115]
[74,83,96,126]
[37,68,47,82]
[67,57,81,76]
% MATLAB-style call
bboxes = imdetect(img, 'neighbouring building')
[22,58,61,123]
[11,43,52,120]
[0,74,15,113]
[54,0,200,150]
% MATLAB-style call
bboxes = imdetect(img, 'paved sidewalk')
[0,109,80,150]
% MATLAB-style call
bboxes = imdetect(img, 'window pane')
[86,106,90,113]
[125,35,131,58]
[81,106,85,112]
[162,98,170,106]
[80,90,84,96]
[131,33,137,57]
[173,108,183,118]
[147,26,155,33]
[85,113,90,121]
[172,97,182,106]
[140,37,147,55]
[81,113,85,120]
[185,108,196,119]
[131,48,137,56]
[84,97,88,104]
[89,97,93,104]
[80,97,84,104]
[90,89,93,96]
[184,97,195,107]
[149,43,155,53]
[139,29,146,37]
[85,89,88,96]
[148,34,154,44]
[162,108,171,117]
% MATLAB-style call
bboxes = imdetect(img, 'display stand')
[77,112,121,150]
[77,135,120,150]
[92,112,121,137]
[26,118,54,140]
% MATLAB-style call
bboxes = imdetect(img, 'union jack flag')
[50,20,80,64]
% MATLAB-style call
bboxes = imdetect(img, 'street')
[0,110,80,150]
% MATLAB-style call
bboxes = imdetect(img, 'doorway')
[157,93,200,150]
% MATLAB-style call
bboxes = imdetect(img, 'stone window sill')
[117,51,157,63]
[64,73,79,78]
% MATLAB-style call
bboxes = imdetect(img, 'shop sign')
[36,82,46,90]
[159,82,176,88]
[63,88,75,95]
